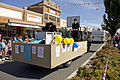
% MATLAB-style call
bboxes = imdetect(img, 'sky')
[0,0,105,29]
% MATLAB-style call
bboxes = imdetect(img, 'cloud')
[81,23,101,28]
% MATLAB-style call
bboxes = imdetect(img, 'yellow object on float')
[64,38,70,44]
[55,35,62,43]
[69,38,74,44]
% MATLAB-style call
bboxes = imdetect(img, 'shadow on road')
[0,61,58,79]
[88,50,96,53]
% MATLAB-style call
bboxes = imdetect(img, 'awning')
[0,25,5,27]
[8,22,40,28]
[0,19,8,24]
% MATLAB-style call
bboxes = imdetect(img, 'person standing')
[72,19,80,41]
[25,35,30,42]
[12,37,18,43]
[87,35,91,52]
[68,29,72,38]
[7,40,12,60]
[115,33,119,44]
[0,39,6,61]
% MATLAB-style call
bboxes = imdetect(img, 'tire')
[64,60,72,68]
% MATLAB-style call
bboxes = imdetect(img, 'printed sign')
[20,45,24,52]
[62,45,66,53]
[32,46,36,54]
[78,43,80,48]
[70,44,73,51]
[15,45,19,54]
[0,7,22,19]
[74,48,77,52]
[67,16,80,27]
[67,45,70,51]
[38,47,44,58]
[27,14,42,23]
[61,19,67,27]
[56,46,60,57]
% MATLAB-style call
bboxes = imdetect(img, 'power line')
[61,2,104,6]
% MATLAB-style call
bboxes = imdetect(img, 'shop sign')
[0,7,22,19]
[50,9,56,14]
[27,14,42,23]
[61,19,67,27]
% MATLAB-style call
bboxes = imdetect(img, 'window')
[57,18,60,22]
[49,15,56,21]
[44,14,48,20]
[45,7,49,12]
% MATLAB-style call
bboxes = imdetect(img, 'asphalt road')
[0,43,103,80]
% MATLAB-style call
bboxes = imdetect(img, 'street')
[0,43,103,80]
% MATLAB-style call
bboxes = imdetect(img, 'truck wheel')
[64,60,72,68]
[58,64,64,69]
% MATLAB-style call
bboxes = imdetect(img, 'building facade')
[27,0,61,28]
[0,0,61,38]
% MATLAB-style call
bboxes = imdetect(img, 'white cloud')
[81,23,101,28]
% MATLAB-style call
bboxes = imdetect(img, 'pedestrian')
[29,35,34,41]
[25,35,30,42]
[0,39,6,61]
[12,37,18,43]
[115,33,119,44]
[0,34,2,42]
[7,40,12,60]
[87,35,91,52]
[115,41,118,48]
[68,29,72,38]
[18,36,23,42]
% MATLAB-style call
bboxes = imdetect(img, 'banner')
[67,16,80,27]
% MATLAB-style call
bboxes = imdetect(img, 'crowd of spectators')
[0,34,34,61]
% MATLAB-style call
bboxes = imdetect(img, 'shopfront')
[8,22,42,37]
[0,2,43,38]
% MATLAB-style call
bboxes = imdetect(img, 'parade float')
[12,23,87,69]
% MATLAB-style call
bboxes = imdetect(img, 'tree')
[102,0,120,37]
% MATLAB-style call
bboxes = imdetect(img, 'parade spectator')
[15,34,19,40]
[68,29,72,38]
[29,35,34,41]
[61,28,65,37]
[112,38,116,47]
[18,36,23,42]
[115,33,119,44]
[0,34,2,42]
[25,35,30,42]
[7,40,12,60]
[87,35,91,52]
[115,41,118,47]
[0,39,6,61]
[12,37,18,43]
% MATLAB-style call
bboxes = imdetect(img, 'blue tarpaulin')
[32,40,42,44]
[24,43,32,61]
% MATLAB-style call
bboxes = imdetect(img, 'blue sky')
[0,0,105,28]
